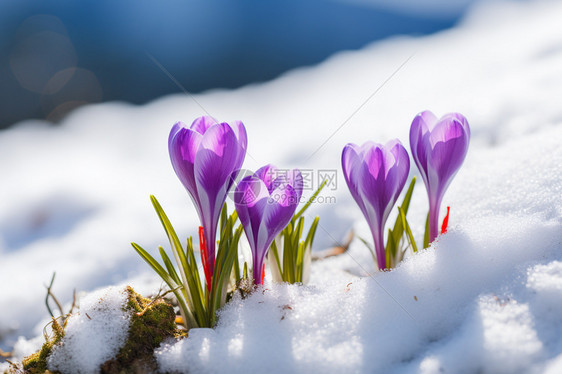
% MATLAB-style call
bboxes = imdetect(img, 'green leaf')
[303,216,320,250]
[234,234,241,284]
[209,208,242,325]
[424,213,430,248]
[292,216,305,250]
[132,243,175,297]
[295,241,306,282]
[386,177,416,257]
[131,242,197,329]
[210,235,240,324]
[400,177,416,215]
[270,239,284,280]
[283,229,294,284]
[159,246,181,285]
[386,228,395,268]
[184,237,207,325]
[220,203,227,234]
[398,207,418,253]
[293,179,327,221]
[150,195,208,327]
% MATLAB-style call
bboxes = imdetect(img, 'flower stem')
[373,230,386,270]
[429,203,440,244]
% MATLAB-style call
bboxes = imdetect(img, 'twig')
[312,229,354,261]
[68,289,77,315]
[45,272,65,319]
[136,286,181,317]
[44,272,56,319]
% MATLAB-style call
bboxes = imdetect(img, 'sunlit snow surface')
[47,287,130,373]
[1,1,562,373]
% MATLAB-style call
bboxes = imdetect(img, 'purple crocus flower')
[409,111,470,243]
[234,166,301,284]
[342,140,410,270]
[169,116,247,283]
[254,164,304,203]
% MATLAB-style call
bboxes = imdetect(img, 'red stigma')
[199,226,212,291]
[441,206,450,234]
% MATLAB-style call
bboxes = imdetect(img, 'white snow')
[1,0,562,373]
[46,287,130,374]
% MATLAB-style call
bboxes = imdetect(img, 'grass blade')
[270,238,284,280]
[388,177,416,255]
[424,213,430,248]
[132,242,197,328]
[386,228,395,268]
[398,207,418,253]
[294,179,327,221]
[159,246,181,285]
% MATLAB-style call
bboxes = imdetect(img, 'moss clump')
[18,286,183,374]
[21,318,64,374]
[100,286,183,373]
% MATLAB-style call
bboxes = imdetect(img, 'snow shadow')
[0,193,96,252]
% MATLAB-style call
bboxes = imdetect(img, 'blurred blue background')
[0,0,475,129]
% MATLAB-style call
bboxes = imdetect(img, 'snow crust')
[46,287,130,374]
[1,0,562,373]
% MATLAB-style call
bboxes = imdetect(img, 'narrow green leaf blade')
[388,177,416,255]
[270,238,284,280]
[159,246,181,285]
[303,216,320,249]
[294,179,327,221]
[424,213,430,248]
[399,207,418,253]
[132,242,198,328]
[386,228,395,268]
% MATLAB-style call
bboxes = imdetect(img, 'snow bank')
[47,287,130,374]
[155,123,562,373]
[1,0,561,373]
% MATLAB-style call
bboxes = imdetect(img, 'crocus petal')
[342,143,368,217]
[443,112,470,139]
[360,144,402,224]
[190,115,218,135]
[255,164,278,193]
[168,116,248,290]
[343,139,409,270]
[236,165,300,285]
[234,175,269,253]
[383,140,410,213]
[253,184,298,282]
[259,184,298,249]
[409,111,470,243]
[230,120,248,151]
[194,122,247,267]
[271,169,303,203]
[430,121,469,183]
[409,111,436,187]
[223,120,248,195]
[168,122,204,217]
[288,169,304,202]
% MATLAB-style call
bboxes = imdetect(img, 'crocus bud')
[342,140,410,270]
[409,111,470,243]
[169,116,247,285]
[234,167,301,284]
